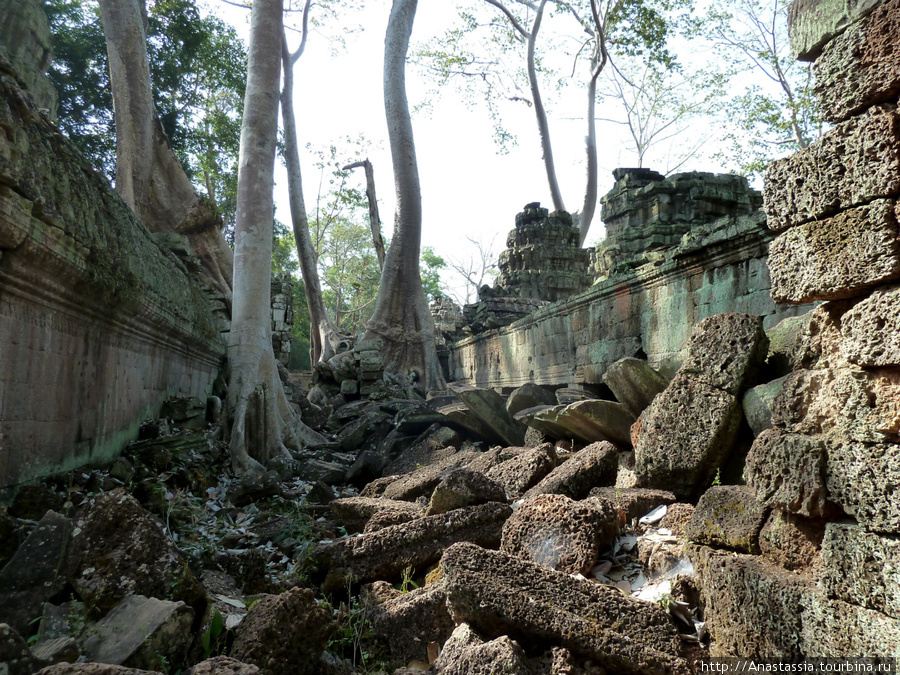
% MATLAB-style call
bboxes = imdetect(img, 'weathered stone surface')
[522,441,618,500]
[329,496,423,534]
[679,313,768,395]
[689,545,814,659]
[366,581,455,669]
[500,494,617,575]
[450,386,526,447]
[821,522,900,619]
[316,502,512,592]
[484,444,557,498]
[335,409,392,452]
[634,374,742,499]
[602,357,669,418]
[9,484,65,520]
[231,587,335,675]
[189,657,260,675]
[82,595,193,672]
[384,424,460,476]
[30,636,79,666]
[560,399,636,446]
[758,509,825,572]
[0,510,72,634]
[363,509,420,534]
[382,449,480,502]
[427,468,507,515]
[0,622,41,675]
[813,0,900,122]
[431,634,530,675]
[799,593,900,657]
[505,382,556,416]
[66,490,204,613]
[587,487,677,523]
[745,429,831,518]
[437,402,509,445]
[787,0,882,60]
[0,0,57,116]
[842,284,900,367]
[826,437,900,534]
[36,666,160,675]
[765,312,813,377]
[768,199,900,303]
[659,502,695,536]
[764,105,900,231]
[441,543,686,673]
[742,376,788,437]
[686,486,769,554]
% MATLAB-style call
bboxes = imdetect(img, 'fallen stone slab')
[685,485,769,554]
[30,636,80,666]
[501,494,617,575]
[432,634,530,675]
[66,489,204,613]
[363,509,421,534]
[329,497,423,534]
[0,623,42,675]
[518,404,575,439]
[0,510,72,634]
[678,313,768,396]
[841,284,900,367]
[634,374,742,499]
[440,542,687,674]
[188,657,260,675]
[384,424,460,476]
[230,587,335,675]
[759,509,826,573]
[8,484,65,521]
[742,376,788,437]
[449,385,526,447]
[826,436,900,533]
[436,401,509,445]
[813,0,900,122]
[799,592,900,657]
[765,312,814,377]
[315,502,512,593]
[382,449,481,502]
[562,398,636,446]
[36,665,161,675]
[427,468,507,515]
[764,105,900,231]
[484,443,557,498]
[533,404,616,445]
[587,487,677,524]
[522,441,618,500]
[744,428,832,518]
[505,382,556,417]
[82,595,193,671]
[768,199,900,303]
[820,522,900,619]
[602,357,669,418]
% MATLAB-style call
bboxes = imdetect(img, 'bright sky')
[215,0,738,302]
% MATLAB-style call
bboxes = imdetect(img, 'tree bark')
[343,159,386,269]
[364,0,445,393]
[228,0,324,474]
[98,0,234,305]
[280,26,343,366]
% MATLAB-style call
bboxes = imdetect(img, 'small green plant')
[398,566,418,594]
[201,609,226,659]
[712,468,722,486]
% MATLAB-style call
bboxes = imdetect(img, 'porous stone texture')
[230,587,335,675]
[66,490,204,613]
[825,437,900,533]
[557,398,636,446]
[362,509,420,534]
[679,313,768,395]
[37,666,161,675]
[764,105,900,232]
[841,284,900,366]
[431,634,530,675]
[316,502,512,592]
[742,376,788,436]
[366,581,455,669]
[799,593,900,657]
[813,0,900,122]
[821,522,900,619]
[634,373,742,499]
[427,468,507,515]
[189,657,260,675]
[685,486,769,554]
[659,502,695,536]
[689,545,814,659]
[765,312,813,377]
[440,542,686,673]
[500,494,617,575]
[587,487,677,523]
[449,386,526,447]
[521,441,618,500]
[744,429,831,518]
[602,357,669,418]
[788,0,882,60]
[768,199,900,303]
[329,496,423,534]
[82,595,193,672]
[381,449,480,502]
[0,510,72,635]
[758,509,826,572]
[484,444,557,499]
[0,622,41,675]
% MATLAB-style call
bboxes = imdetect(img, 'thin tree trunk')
[98,0,234,305]
[280,27,342,366]
[228,0,324,474]
[343,159,386,269]
[364,0,444,393]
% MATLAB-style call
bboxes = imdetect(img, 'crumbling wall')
[0,46,224,494]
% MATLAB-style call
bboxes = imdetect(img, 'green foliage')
[46,0,246,229]
[421,247,447,302]
[201,609,227,659]
[272,219,300,276]
[327,593,387,671]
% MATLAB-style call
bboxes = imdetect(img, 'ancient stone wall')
[0,51,224,495]
[449,201,808,389]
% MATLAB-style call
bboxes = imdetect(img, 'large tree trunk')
[98,0,234,304]
[280,26,342,366]
[343,159,386,269]
[228,0,324,474]
[364,0,444,393]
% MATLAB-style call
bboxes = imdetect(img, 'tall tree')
[228,0,324,473]
[364,0,445,393]
[96,0,235,302]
